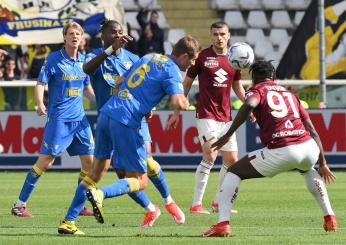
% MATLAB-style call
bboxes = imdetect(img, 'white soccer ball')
[228,42,254,70]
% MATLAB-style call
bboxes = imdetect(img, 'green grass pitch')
[0,170,345,244]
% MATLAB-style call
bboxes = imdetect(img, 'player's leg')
[140,119,184,224]
[66,117,95,216]
[301,168,337,231]
[213,120,238,212]
[191,119,218,214]
[86,119,157,225]
[11,154,55,217]
[203,155,263,237]
[297,139,337,231]
[12,120,69,217]
[214,150,237,213]
[87,170,149,224]
[59,157,109,235]
[59,114,112,235]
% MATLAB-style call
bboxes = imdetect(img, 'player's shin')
[192,160,213,206]
[100,177,140,198]
[214,163,229,204]
[218,172,241,223]
[302,168,334,215]
[65,176,96,220]
[17,164,44,205]
[78,169,88,184]
[128,191,151,208]
[147,157,171,203]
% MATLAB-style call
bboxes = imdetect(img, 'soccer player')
[57,35,200,235]
[202,60,337,237]
[83,19,184,226]
[11,22,95,217]
[167,21,246,214]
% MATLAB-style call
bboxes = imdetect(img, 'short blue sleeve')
[161,65,184,96]
[38,55,54,84]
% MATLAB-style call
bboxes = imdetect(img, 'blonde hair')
[172,35,202,58]
[62,22,84,36]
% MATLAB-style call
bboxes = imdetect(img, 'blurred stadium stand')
[210,0,312,68]
[122,0,311,65]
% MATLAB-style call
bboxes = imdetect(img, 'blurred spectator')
[136,5,164,56]
[0,45,25,78]
[27,44,50,79]
[0,67,4,81]
[0,48,8,68]
[101,0,127,34]
[78,33,92,55]
[3,57,23,110]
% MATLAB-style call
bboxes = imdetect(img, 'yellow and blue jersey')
[86,48,139,111]
[100,53,184,128]
[38,48,89,122]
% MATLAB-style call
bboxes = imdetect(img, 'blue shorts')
[139,118,151,142]
[95,113,147,173]
[40,116,94,157]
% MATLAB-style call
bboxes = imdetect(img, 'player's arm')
[232,79,245,102]
[83,35,133,74]
[302,114,336,183]
[35,81,46,116]
[170,93,190,111]
[83,84,96,102]
[166,75,194,129]
[212,95,259,150]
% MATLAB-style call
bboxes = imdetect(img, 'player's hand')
[211,134,230,151]
[318,164,336,184]
[166,112,180,130]
[145,111,153,122]
[0,48,8,56]
[36,103,47,116]
[249,112,256,123]
[112,35,133,50]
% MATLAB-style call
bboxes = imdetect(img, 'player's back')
[249,80,311,148]
[101,53,183,128]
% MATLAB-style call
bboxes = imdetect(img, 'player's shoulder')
[121,48,139,61]
[197,47,213,59]
[45,50,61,64]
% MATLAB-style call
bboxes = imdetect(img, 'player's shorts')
[40,116,94,157]
[139,117,151,142]
[196,118,237,152]
[94,113,147,173]
[249,139,319,177]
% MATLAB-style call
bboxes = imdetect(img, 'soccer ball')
[228,42,254,70]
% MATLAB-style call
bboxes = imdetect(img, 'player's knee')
[147,157,161,176]
[36,154,55,171]
[139,177,148,189]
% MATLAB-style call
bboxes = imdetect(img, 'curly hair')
[100,19,121,32]
[249,60,276,83]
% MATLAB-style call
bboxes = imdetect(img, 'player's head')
[210,21,230,51]
[62,22,84,49]
[172,35,202,71]
[249,60,276,84]
[100,19,123,48]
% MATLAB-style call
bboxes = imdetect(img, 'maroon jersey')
[187,46,241,122]
[246,81,311,149]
